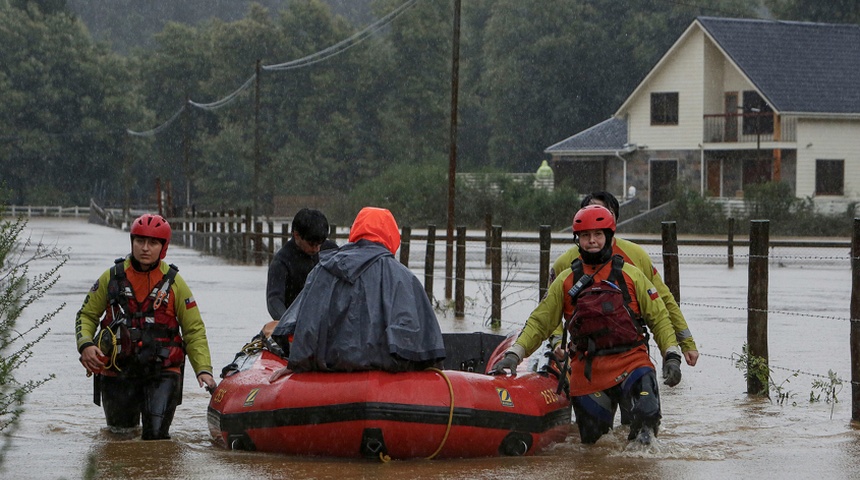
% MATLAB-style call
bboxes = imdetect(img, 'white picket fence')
[1,205,90,217]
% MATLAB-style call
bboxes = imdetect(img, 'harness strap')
[152,264,179,310]
[608,254,650,347]
[569,255,648,381]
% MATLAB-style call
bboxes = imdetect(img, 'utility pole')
[253,59,262,219]
[182,95,191,211]
[445,0,461,300]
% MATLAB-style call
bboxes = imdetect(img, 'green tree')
[370,0,453,165]
[765,0,860,24]
[0,1,147,206]
[0,215,67,466]
[131,21,214,211]
[265,0,380,197]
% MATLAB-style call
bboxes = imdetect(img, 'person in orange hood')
[271,207,445,374]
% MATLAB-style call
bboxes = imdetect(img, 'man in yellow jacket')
[492,205,682,445]
[550,192,698,368]
[76,214,216,440]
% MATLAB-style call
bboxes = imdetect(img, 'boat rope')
[425,367,455,460]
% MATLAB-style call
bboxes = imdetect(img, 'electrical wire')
[189,74,257,111]
[126,104,187,137]
[263,0,421,72]
[129,0,421,135]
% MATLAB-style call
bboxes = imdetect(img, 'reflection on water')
[4,218,860,479]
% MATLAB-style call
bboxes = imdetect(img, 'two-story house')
[545,16,860,215]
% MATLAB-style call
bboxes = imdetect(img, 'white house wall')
[702,39,724,116]
[721,61,753,102]
[796,119,860,202]
[626,29,705,150]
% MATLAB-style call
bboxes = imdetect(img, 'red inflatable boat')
[208,332,571,459]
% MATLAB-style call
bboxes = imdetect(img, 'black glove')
[490,352,520,376]
[662,352,682,387]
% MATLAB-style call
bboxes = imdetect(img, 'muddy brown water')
[4,218,860,479]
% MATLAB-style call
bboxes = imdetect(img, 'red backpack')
[565,255,647,380]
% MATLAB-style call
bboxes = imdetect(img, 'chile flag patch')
[185,296,197,309]
[647,287,659,300]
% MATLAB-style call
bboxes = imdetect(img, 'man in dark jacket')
[265,208,338,321]
[271,207,445,374]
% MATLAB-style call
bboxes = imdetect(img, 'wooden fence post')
[267,221,275,263]
[455,226,466,318]
[228,210,237,261]
[484,213,492,265]
[400,226,411,267]
[424,225,436,300]
[203,212,211,254]
[661,221,680,302]
[727,217,735,269]
[748,219,770,396]
[851,218,860,421]
[254,221,263,267]
[539,225,551,301]
[217,211,226,257]
[491,225,502,328]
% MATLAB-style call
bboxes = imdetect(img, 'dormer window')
[650,92,679,125]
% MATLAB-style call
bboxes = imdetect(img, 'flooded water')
[4,217,860,479]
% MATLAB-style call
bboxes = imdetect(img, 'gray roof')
[544,117,627,154]
[698,16,860,114]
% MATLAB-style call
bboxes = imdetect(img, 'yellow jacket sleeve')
[623,264,677,355]
[171,272,214,377]
[617,238,697,352]
[75,268,112,353]
[512,268,569,359]
[550,247,579,287]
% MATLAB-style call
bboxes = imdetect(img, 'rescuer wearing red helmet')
[75,213,216,440]
[491,204,682,445]
[550,191,699,370]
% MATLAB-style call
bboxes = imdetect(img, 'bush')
[335,163,579,231]
[625,183,853,237]
[671,186,727,235]
[0,216,67,466]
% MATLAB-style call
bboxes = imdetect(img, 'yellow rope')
[94,328,122,372]
[241,339,264,355]
[424,367,455,460]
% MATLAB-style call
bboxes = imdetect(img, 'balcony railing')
[703,113,796,143]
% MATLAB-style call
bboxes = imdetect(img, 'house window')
[741,91,773,135]
[650,92,678,125]
[815,159,844,195]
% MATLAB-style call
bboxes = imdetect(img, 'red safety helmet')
[572,205,616,233]
[130,214,172,259]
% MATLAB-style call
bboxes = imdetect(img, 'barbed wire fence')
[81,205,860,412]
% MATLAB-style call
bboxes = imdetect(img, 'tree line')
[1,0,854,227]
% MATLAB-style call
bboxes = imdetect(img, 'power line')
[136,0,422,134]
[263,0,420,72]
[189,74,257,111]
[126,104,187,137]
[1,0,423,143]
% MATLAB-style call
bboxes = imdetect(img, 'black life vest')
[99,258,184,376]
[564,255,648,380]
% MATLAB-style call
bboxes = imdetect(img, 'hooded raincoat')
[272,207,445,372]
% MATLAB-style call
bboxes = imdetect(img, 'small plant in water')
[732,343,798,404]
[733,343,772,397]
[810,369,842,419]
